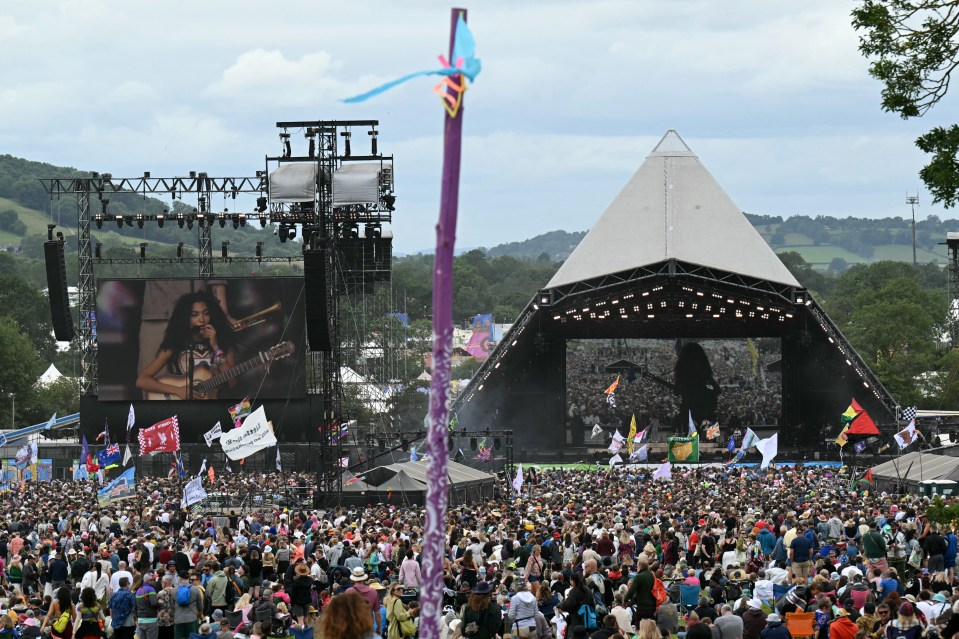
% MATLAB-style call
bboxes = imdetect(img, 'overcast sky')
[2,0,955,253]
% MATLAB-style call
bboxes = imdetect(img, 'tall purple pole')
[420,8,467,639]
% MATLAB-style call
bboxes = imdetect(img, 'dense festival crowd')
[566,340,782,440]
[0,462,954,639]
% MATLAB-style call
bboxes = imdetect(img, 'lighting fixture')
[340,130,351,157]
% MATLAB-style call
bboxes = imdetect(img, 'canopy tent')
[37,364,63,386]
[870,452,959,494]
[359,459,496,506]
[604,359,639,373]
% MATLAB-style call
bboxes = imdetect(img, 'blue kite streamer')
[342,15,481,103]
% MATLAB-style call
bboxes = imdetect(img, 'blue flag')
[96,444,121,470]
[410,446,419,462]
[727,435,735,452]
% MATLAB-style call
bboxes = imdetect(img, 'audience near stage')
[0,462,954,639]
[567,340,782,442]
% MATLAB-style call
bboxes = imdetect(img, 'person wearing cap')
[788,522,814,583]
[915,591,949,624]
[887,602,922,639]
[346,567,382,636]
[742,600,767,639]
[758,613,789,639]
[827,608,858,639]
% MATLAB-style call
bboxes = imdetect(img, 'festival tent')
[339,471,376,506]
[360,459,496,505]
[870,452,959,494]
[604,359,640,374]
[340,366,390,413]
[37,364,64,386]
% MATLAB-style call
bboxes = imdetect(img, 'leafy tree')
[852,1,959,206]
[0,275,58,362]
[0,317,43,423]
[778,251,829,294]
[20,376,80,426]
[828,257,849,273]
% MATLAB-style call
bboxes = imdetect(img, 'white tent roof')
[548,130,800,289]
[37,364,63,386]
[871,451,959,484]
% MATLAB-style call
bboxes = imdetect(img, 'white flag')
[741,427,759,451]
[276,447,282,472]
[181,476,208,508]
[590,424,603,440]
[756,433,779,469]
[630,444,648,463]
[607,439,623,455]
[609,454,623,467]
[126,404,135,434]
[894,420,918,449]
[224,459,233,473]
[612,429,625,445]
[197,458,207,477]
[203,422,222,448]
[652,461,672,481]
[122,445,132,467]
[339,456,350,468]
[512,463,524,494]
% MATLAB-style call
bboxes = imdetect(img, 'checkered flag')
[901,406,917,423]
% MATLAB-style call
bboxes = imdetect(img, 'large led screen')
[97,279,307,401]
[566,337,782,439]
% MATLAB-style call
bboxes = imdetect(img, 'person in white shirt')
[841,564,863,580]
[110,561,133,593]
[610,594,635,636]
[916,591,950,624]
[765,561,789,585]
[753,571,775,602]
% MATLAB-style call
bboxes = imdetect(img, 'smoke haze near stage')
[96,278,307,401]
[566,338,782,438]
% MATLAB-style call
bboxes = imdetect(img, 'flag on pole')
[96,444,121,470]
[512,464,524,493]
[634,427,648,445]
[175,453,185,479]
[122,445,132,467]
[606,393,616,407]
[726,435,735,452]
[339,456,350,468]
[410,446,419,462]
[848,409,880,436]
[851,468,874,490]
[688,411,698,437]
[228,397,252,421]
[275,447,282,472]
[590,423,603,440]
[609,454,623,467]
[630,444,648,463]
[608,430,625,454]
[198,458,207,477]
[652,461,672,481]
[741,428,759,451]
[841,399,863,423]
[894,420,919,449]
[627,415,637,454]
[835,424,850,448]
[97,420,109,444]
[224,459,233,473]
[126,404,135,438]
[756,433,778,469]
[79,435,90,480]
[901,406,917,422]
[705,423,720,440]
[604,375,620,395]
[854,440,868,454]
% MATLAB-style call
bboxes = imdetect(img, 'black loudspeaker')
[304,249,331,351]
[43,240,74,341]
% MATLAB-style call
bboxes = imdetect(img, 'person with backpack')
[506,581,539,638]
[584,559,612,614]
[623,556,656,621]
[173,572,203,639]
[559,574,598,632]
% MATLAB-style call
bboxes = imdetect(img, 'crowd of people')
[0,462,954,639]
[566,340,782,441]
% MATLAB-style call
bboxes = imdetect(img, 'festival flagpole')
[421,8,468,639]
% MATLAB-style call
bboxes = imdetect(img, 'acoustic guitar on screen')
[144,341,295,400]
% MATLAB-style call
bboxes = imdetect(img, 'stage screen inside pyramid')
[566,337,782,440]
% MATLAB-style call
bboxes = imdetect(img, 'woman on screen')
[135,291,237,400]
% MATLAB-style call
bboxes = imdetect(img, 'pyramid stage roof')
[452,131,898,451]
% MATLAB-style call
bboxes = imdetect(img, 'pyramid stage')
[452,131,900,459]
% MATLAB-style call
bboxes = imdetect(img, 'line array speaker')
[43,240,74,341]
[304,249,331,351]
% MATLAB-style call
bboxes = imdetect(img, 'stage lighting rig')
[221,241,229,258]
[139,243,147,259]
[340,131,351,157]
[95,215,103,229]
[176,242,184,260]
[382,194,396,212]
[278,224,289,243]
[177,213,185,229]
[115,215,123,229]
[95,243,102,259]
[156,212,165,228]
[218,212,226,228]
[255,241,263,259]
[136,214,144,229]
[368,127,378,155]
[280,131,291,157]
[256,196,267,213]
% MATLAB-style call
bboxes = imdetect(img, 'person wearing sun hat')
[346,568,381,636]
[459,582,502,639]
[288,563,312,630]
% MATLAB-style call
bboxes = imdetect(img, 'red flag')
[864,468,873,483]
[851,398,865,414]
[847,410,880,436]
[604,375,620,395]
[138,416,181,455]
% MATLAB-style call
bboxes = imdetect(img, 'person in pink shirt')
[398,550,421,587]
